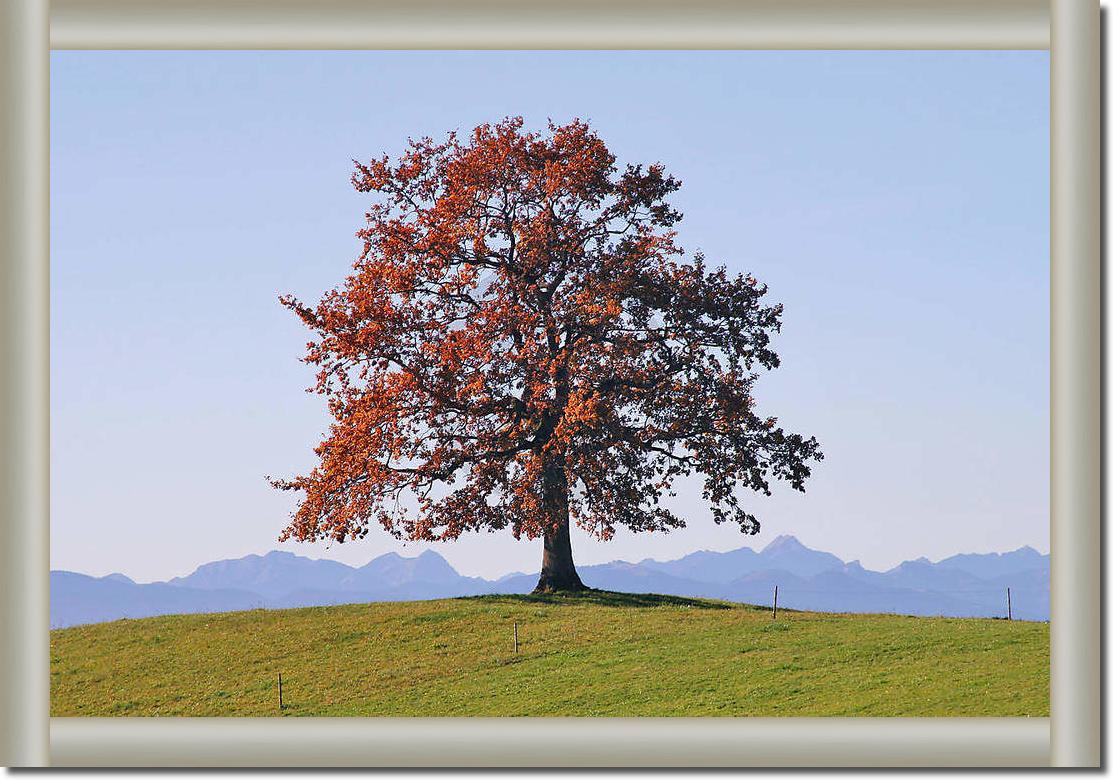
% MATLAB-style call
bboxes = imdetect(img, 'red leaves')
[273,117,822,548]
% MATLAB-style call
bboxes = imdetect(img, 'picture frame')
[0,0,1098,767]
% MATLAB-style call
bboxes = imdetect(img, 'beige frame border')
[0,0,1098,768]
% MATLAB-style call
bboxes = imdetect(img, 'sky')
[50,51,1049,582]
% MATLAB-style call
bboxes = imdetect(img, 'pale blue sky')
[51,51,1049,582]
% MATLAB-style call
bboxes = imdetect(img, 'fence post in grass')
[278,673,284,710]
[772,585,778,620]
[514,622,519,654]
[1007,587,1012,621]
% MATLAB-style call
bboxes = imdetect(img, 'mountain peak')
[888,557,931,573]
[762,534,803,553]
[367,552,403,564]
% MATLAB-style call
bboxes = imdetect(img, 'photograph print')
[50,50,1049,717]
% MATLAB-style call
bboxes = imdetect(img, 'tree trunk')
[532,457,586,593]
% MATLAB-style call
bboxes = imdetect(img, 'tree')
[272,117,822,593]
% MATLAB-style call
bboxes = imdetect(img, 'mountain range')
[50,535,1049,628]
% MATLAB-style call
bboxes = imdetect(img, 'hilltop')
[51,536,1050,628]
[50,592,1048,717]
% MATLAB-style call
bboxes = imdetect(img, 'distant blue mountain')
[167,550,352,599]
[934,546,1048,580]
[343,550,474,591]
[165,549,493,605]
[50,571,263,628]
[639,535,844,582]
[50,536,1049,628]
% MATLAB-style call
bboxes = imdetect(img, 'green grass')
[50,591,1048,717]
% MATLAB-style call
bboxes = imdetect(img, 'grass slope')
[51,592,1048,717]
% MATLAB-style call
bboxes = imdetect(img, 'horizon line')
[53,534,1051,586]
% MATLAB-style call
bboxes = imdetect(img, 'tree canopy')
[273,117,822,591]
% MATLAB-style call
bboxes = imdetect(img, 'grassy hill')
[50,591,1048,717]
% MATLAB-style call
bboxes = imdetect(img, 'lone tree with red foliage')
[272,118,822,593]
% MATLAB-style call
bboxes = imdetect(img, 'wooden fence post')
[514,622,519,654]
[772,585,778,620]
[1006,587,1012,621]
[278,673,284,710]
